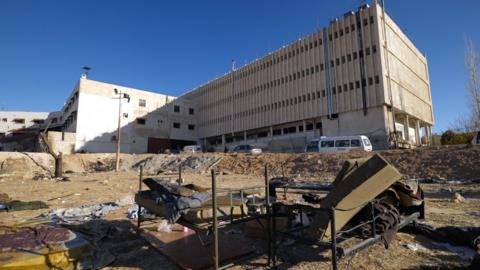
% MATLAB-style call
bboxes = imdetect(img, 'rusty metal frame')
[269,200,420,270]
[136,165,272,270]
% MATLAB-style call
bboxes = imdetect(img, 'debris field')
[0,145,479,270]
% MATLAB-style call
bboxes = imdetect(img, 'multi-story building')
[0,111,50,138]
[181,1,433,151]
[54,75,197,153]
[3,1,433,153]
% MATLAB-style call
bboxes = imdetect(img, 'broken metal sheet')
[309,154,402,239]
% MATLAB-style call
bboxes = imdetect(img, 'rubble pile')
[216,145,480,181]
[130,154,219,175]
[0,145,479,182]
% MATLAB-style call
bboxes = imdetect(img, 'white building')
[55,76,197,153]
[0,111,50,137]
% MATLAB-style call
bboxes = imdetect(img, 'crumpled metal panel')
[309,154,402,239]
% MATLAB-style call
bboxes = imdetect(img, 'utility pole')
[379,0,397,149]
[113,88,130,171]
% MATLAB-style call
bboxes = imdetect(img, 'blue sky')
[0,0,479,133]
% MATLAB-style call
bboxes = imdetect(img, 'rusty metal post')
[55,152,63,177]
[178,164,183,184]
[211,169,219,270]
[370,201,377,238]
[330,207,338,270]
[272,203,277,268]
[139,165,144,191]
[265,164,271,266]
[137,165,144,229]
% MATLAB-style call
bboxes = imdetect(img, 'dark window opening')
[173,122,181,128]
[13,119,25,124]
[139,99,146,107]
[188,124,195,130]
[174,105,180,113]
[137,118,146,125]
[189,108,195,115]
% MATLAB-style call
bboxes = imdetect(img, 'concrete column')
[427,125,432,145]
[243,131,247,144]
[221,134,226,149]
[269,126,273,138]
[302,120,307,134]
[403,115,410,142]
[415,119,421,146]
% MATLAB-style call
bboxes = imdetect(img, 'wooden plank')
[141,224,254,270]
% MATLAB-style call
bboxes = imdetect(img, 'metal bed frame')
[135,164,420,270]
[135,165,273,270]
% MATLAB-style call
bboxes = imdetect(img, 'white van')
[306,135,373,153]
[182,145,202,153]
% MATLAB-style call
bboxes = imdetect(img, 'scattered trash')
[453,192,465,203]
[127,204,149,219]
[406,243,427,252]
[0,195,49,212]
[157,220,172,233]
[432,241,477,261]
[42,202,119,223]
[0,224,91,269]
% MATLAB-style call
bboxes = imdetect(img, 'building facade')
[55,76,197,153]
[181,2,433,151]
[0,111,50,137]
[3,1,432,154]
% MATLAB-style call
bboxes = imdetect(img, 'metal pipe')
[137,165,143,229]
[272,203,277,268]
[139,165,143,191]
[330,207,338,270]
[370,201,377,238]
[342,212,420,257]
[178,164,182,184]
[115,89,122,172]
[211,169,219,270]
[265,164,271,266]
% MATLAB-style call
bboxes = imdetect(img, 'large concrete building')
[2,1,433,154]
[181,2,433,151]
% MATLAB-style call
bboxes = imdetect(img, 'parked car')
[182,145,202,153]
[305,135,373,153]
[231,144,262,154]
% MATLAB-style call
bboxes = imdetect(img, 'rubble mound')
[215,145,480,181]
[131,154,219,175]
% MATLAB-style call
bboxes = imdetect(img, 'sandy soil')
[0,146,479,269]
[0,170,479,269]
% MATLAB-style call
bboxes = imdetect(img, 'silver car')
[231,144,262,154]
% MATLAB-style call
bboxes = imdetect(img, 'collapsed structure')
[0,1,434,153]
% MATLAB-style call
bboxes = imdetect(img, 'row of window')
[1,118,45,125]
[192,15,376,100]
[135,117,195,130]
[329,16,375,41]
[63,91,79,114]
[199,45,378,111]
[173,105,195,115]
[208,122,323,146]
[199,75,381,127]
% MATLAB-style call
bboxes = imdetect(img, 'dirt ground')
[0,146,479,269]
